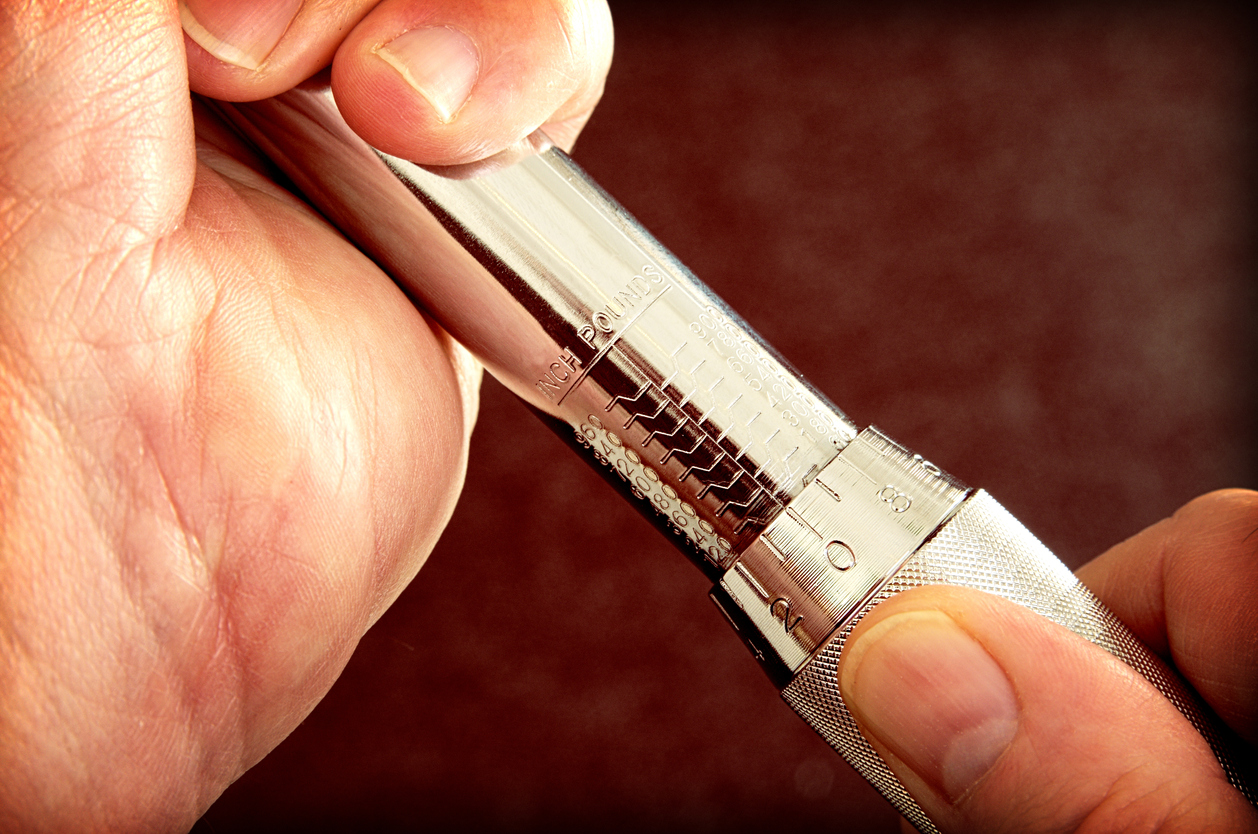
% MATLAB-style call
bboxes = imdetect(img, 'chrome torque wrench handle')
[205,85,1255,831]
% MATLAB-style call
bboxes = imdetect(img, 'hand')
[0,1,612,829]
[839,489,1258,832]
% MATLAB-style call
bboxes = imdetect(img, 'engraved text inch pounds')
[576,264,666,349]
[535,348,583,401]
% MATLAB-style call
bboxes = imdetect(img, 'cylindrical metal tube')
[206,83,1254,830]
[208,85,856,578]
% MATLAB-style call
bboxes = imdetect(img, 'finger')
[182,0,379,100]
[838,585,1258,833]
[1077,488,1258,742]
[331,0,614,165]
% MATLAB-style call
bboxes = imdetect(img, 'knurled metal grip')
[777,488,1256,833]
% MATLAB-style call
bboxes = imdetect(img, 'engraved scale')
[720,427,969,670]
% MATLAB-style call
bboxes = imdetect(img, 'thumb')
[1,0,193,243]
[330,0,614,167]
[838,585,1258,833]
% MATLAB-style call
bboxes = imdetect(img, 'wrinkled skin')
[0,1,610,828]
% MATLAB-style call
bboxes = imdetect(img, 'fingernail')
[840,610,1018,800]
[375,27,480,123]
[179,0,303,71]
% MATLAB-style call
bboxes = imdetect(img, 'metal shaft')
[208,83,859,578]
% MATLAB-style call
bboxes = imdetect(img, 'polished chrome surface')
[210,86,856,572]
[721,426,968,670]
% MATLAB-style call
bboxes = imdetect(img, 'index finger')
[1076,488,1258,743]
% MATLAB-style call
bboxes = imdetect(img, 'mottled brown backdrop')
[195,2,1255,831]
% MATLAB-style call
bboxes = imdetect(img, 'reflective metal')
[208,86,856,574]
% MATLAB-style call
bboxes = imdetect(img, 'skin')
[1,0,610,829]
[0,1,1252,831]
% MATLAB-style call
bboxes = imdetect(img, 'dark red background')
[196,3,1255,831]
